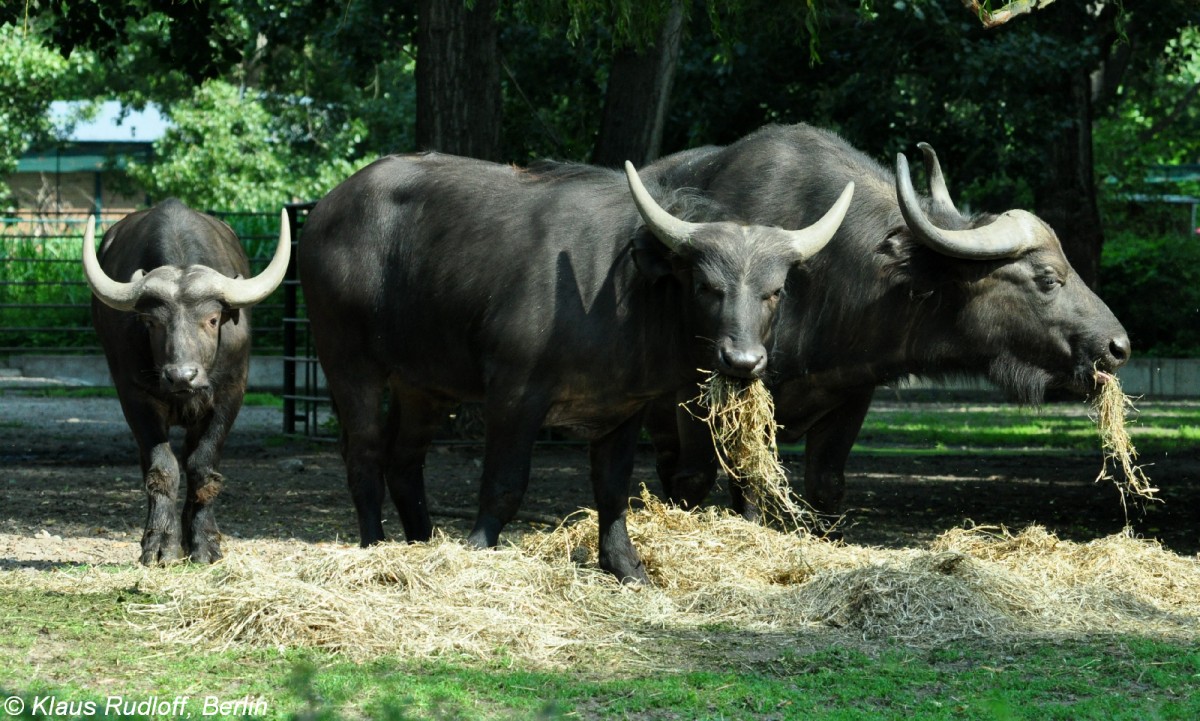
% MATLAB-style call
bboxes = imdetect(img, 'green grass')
[0,586,1197,720]
[838,402,1200,455]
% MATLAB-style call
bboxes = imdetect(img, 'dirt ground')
[2,394,1197,569]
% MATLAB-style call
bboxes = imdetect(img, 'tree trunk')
[590,1,685,169]
[416,0,501,160]
[1034,68,1102,289]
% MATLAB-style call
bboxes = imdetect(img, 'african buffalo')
[644,124,1131,521]
[298,153,853,582]
[83,199,290,564]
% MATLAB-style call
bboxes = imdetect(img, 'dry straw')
[691,371,813,532]
[10,494,1197,669]
[1090,371,1158,511]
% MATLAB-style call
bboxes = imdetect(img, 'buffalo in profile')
[644,124,1130,521]
[298,153,853,582]
[83,199,290,564]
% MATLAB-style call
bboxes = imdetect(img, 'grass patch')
[1,581,1196,720]
[850,402,1200,454]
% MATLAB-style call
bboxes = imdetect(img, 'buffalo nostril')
[1109,335,1131,365]
[164,366,200,386]
[719,348,767,378]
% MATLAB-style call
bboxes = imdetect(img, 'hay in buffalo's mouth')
[1090,370,1158,513]
[690,371,813,532]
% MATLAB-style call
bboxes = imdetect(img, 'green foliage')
[126,80,363,211]
[1100,231,1200,357]
[0,23,70,191]
[1095,25,1200,240]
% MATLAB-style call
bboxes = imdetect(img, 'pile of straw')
[10,493,1181,668]
[1091,371,1158,509]
[692,372,812,531]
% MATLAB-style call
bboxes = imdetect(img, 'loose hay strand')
[1090,372,1158,511]
[691,371,813,532]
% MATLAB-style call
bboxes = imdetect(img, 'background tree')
[0,22,71,205]
[662,0,1197,288]
[125,80,363,211]
[416,0,502,159]
[589,0,686,168]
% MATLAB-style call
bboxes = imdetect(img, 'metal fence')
[279,203,332,439]
[0,210,288,355]
[2,206,517,441]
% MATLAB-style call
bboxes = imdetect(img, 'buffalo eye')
[1036,270,1063,294]
[694,278,724,298]
[206,313,221,329]
[763,288,783,302]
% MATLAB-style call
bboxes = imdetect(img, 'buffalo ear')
[631,232,674,282]
[223,308,242,326]
[878,231,916,283]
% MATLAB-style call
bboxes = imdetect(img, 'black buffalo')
[644,124,1131,520]
[298,153,853,582]
[83,199,290,564]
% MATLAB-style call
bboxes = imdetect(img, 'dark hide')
[89,199,251,564]
[643,123,1131,520]
[298,152,845,583]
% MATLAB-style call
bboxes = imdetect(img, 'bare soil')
[2,395,1197,569]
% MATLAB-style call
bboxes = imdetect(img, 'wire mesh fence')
[0,210,287,356]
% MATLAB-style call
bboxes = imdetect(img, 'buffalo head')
[895,146,1130,401]
[625,161,854,379]
[82,210,291,395]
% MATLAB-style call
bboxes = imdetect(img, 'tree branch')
[961,0,1058,29]
[1138,80,1200,144]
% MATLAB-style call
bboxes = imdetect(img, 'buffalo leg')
[590,412,650,584]
[803,390,875,522]
[328,370,389,546]
[645,392,722,512]
[466,393,549,548]
[382,388,449,542]
[181,399,241,563]
[121,397,183,565]
[139,440,183,565]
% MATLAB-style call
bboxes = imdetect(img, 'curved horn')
[624,161,705,252]
[917,142,959,218]
[208,208,292,307]
[785,181,854,260]
[896,152,1038,260]
[81,215,147,311]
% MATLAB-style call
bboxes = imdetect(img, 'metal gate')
[279,202,333,439]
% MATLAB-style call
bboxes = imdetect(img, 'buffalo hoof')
[140,530,184,566]
[601,553,650,586]
[668,471,719,510]
[183,517,223,563]
[186,537,223,564]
